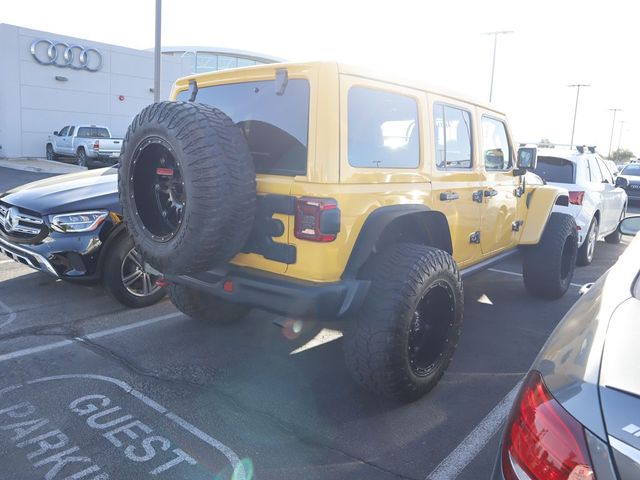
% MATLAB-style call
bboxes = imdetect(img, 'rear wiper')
[275,69,288,96]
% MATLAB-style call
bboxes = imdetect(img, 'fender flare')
[520,186,570,245]
[341,205,452,279]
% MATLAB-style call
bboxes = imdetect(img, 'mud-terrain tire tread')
[343,243,464,401]
[168,284,249,324]
[523,212,578,299]
[118,101,256,274]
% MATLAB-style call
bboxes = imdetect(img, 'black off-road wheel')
[168,284,249,324]
[118,101,256,275]
[523,212,578,299]
[343,243,464,402]
[576,216,598,266]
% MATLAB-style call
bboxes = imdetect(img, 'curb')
[0,158,86,175]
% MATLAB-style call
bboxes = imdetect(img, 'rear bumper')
[167,267,371,319]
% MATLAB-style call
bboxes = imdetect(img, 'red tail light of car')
[294,197,340,242]
[568,191,585,205]
[501,371,595,480]
[93,140,100,151]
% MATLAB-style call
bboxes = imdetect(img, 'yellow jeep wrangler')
[119,62,577,401]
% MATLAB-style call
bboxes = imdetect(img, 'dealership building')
[0,23,281,159]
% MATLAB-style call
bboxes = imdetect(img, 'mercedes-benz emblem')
[5,207,19,233]
[30,39,103,72]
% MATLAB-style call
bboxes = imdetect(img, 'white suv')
[531,147,627,265]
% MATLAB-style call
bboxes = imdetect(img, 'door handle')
[484,189,498,197]
[440,191,460,201]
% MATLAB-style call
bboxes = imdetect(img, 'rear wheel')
[577,216,598,266]
[523,213,578,299]
[343,243,464,401]
[76,148,88,168]
[168,284,249,324]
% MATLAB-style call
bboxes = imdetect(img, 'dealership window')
[196,53,218,72]
[348,87,419,168]
[433,104,473,169]
[481,116,512,170]
[218,56,238,70]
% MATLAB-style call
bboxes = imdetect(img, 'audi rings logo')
[30,39,103,72]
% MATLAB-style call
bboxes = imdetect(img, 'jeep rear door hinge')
[469,231,481,244]
[472,190,484,203]
[512,220,524,232]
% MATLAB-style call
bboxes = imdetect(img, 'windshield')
[622,164,640,176]
[531,156,575,183]
[177,79,310,176]
[77,127,110,138]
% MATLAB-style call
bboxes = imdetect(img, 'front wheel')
[605,206,626,244]
[46,144,58,161]
[523,212,578,299]
[103,234,166,308]
[343,243,464,401]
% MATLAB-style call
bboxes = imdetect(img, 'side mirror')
[53,131,59,136]
[619,216,640,236]
[517,147,537,170]
[514,147,537,176]
[615,176,628,188]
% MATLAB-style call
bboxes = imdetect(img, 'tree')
[609,148,634,164]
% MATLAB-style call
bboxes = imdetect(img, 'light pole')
[608,108,623,158]
[568,84,590,147]
[617,120,627,151]
[482,30,514,102]
[153,0,161,103]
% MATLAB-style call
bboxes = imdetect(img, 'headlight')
[49,210,109,233]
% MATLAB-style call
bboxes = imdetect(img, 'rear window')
[622,164,640,176]
[77,127,110,138]
[532,156,575,183]
[177,79,310,176]
[348,87,419,169]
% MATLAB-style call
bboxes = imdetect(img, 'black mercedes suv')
[0,167,165,308]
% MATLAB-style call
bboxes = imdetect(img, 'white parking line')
[488,268,583,288]
[0,300,17,329]
[0,312,182,363]
[426,380,522,480]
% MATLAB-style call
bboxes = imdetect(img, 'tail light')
[568,191,584,205]
[294,197,340,242]
[93,140,100,151]
[502,371,595,480]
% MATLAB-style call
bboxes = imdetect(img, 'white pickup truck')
[46,125,123,168]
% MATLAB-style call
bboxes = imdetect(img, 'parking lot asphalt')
[1,168,639,480]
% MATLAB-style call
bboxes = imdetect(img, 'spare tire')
[118,101,256,274]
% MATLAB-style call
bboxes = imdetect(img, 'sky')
[1,0,638,156]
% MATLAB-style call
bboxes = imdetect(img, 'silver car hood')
[532,235,640,440]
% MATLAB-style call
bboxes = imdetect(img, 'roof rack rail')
[516,142,597,153]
